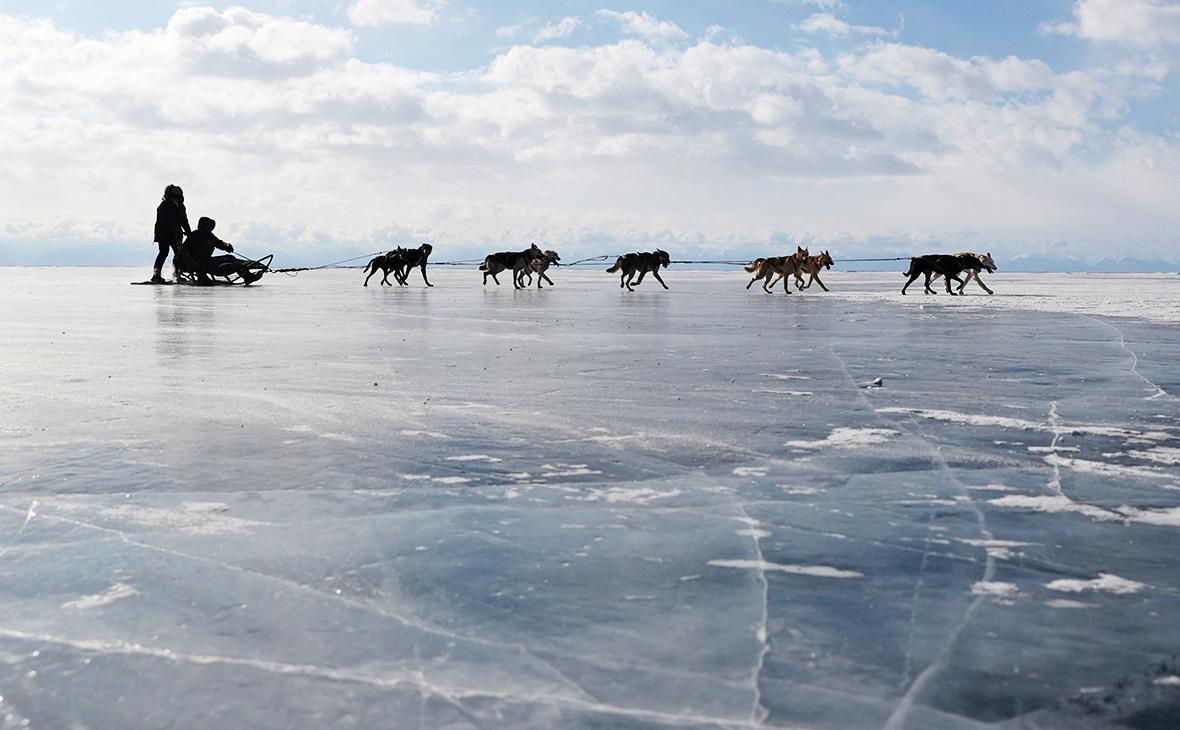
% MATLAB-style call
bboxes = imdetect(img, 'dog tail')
[478,257,489,272]
[363,259,375,275]
[744,259,762,273]
[902,257,918,277]
[606,257,623,273]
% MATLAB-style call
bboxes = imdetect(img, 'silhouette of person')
[178,216,234,285]
[153,184,190,283]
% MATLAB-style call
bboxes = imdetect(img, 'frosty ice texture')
[1,268,1178,728]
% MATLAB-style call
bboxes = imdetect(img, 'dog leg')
[976,275,993,295]
[634,270,648,287]
[814,273,828,292]
[901,273,918,294]
[653,271,668,290]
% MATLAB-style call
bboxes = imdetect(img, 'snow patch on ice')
[445,454,503,463]
[399,430,448,439]
[968,483,1017,492]
[1045,599,1091,609]
[50,501,263,535]
[433,476,475,485]
[1046,573,1145,595]
[1115,505,1180,528]
[1153,675,1180,686]
[785,427,896,450]
[1044,454,1171,481]
[62,582,138,610]
[1128,446,1180,466]
[989,494,1121,522]
[971,581,1018,598]
[576,487,682,504]
[732,467,767,477]
[709,559,863,578]
[778,485,821,495]
[541,464,602,477]
[877,407,1171,443]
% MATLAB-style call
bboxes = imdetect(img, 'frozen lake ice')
[2,266,1180,729]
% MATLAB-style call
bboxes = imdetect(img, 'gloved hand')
[225,243,234,254]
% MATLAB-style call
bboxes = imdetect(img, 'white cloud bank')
[1043,0,1180,46]
[0,6,1178,263]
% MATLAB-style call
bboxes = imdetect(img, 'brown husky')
[607,250,671,291]
[745,247,808,293]
[791,250,834,292]
[516,249,561,289]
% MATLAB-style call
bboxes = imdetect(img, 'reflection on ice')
[2,268,1180,728]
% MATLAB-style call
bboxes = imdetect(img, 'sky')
[1,0,1179,267]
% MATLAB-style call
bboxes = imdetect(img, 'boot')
[150,266,165,284]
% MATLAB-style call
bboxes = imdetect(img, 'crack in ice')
[0,627,787,730]
[827,346,998,730]
[0,504,600,706]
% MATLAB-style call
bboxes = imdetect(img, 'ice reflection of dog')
[606,250,671,291]
[480,244,543,288]
[517,250,561,289]
[902,254,994,295]
[745,247,808,293]
[928,251,996,294]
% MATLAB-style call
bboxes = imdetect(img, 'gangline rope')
[259,251,913,275]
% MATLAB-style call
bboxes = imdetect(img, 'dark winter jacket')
[182,217,232,262]
[154,199,191,244]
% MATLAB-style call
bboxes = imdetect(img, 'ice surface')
[2,267,1180,728]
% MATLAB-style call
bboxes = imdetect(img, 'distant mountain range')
[1,242,1177,273]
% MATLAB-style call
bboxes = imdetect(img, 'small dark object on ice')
[860,378,884,389]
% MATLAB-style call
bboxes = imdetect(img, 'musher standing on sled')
[153,184,190,283]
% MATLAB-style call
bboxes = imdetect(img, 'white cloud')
[0,8,1178,264]
[347,0,445,28]
[596,10,688,40]
[797,12,892,37]
[533,17,582,43]
[1042,0,1180,46]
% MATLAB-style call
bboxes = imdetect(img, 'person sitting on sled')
[177,216,235,285]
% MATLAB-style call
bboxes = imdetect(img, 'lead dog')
[607,250,671,291]
[480,243,544,288]
[746,247,808,294]
[517,249,561,289]
[793,250,834,291]
[901,254,993,295]
[928,251,996,294]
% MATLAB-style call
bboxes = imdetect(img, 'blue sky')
[1,0,1178,265]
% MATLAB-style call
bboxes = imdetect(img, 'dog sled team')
[148,187,997,293]
[359,243,998,294]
